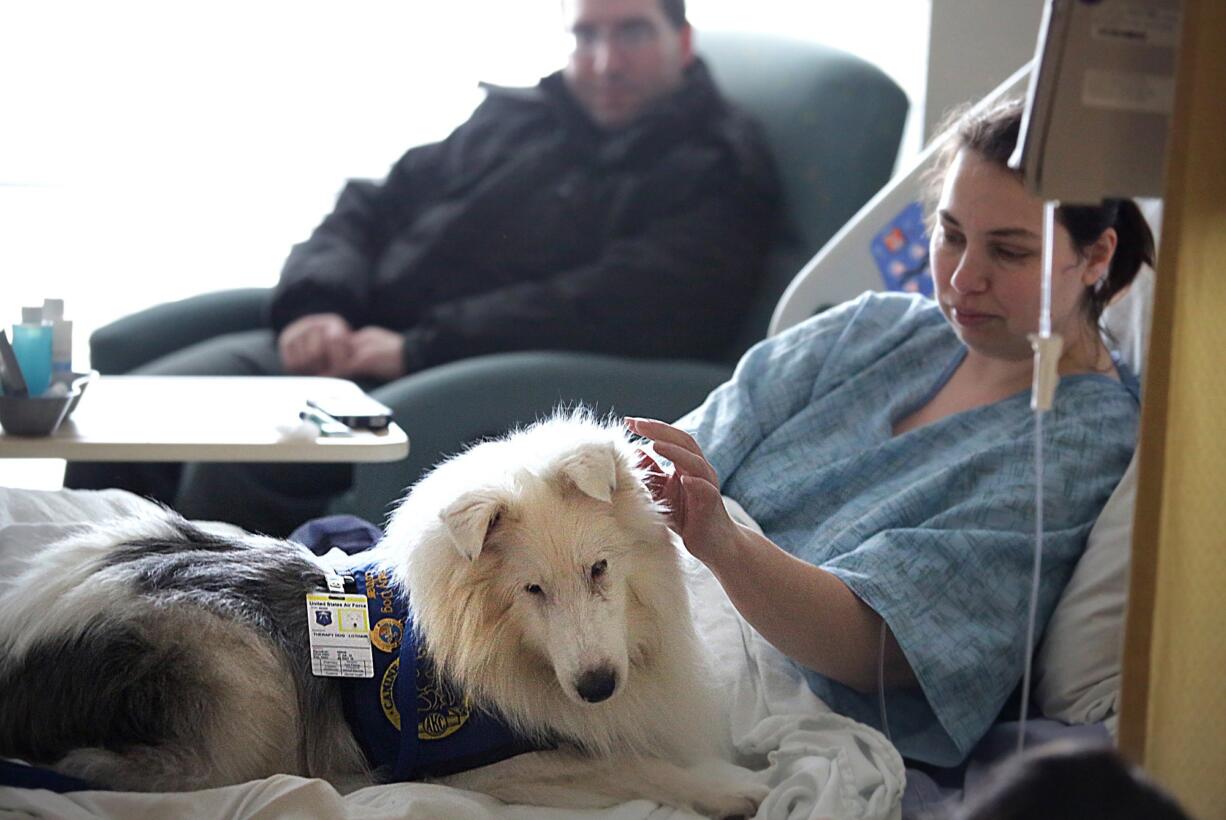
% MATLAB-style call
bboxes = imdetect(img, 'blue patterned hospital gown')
[677,292,1139,766]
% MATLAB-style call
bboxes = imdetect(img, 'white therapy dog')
[0,415,766,817]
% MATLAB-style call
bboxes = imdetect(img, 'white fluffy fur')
[380,413,767,813]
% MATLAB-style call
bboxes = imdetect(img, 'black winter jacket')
[269,60,780,373]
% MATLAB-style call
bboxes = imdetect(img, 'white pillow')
[1034,453,1137,724]
[1033,199,1161,726]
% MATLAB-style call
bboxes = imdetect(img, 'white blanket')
[0,488,904,819]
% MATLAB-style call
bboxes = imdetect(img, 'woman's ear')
[1082,226,1119,286]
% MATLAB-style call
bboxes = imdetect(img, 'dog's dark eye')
[590,559,608,580]
[525,583,544,596]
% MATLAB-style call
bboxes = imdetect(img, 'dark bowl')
[0,393,75,436]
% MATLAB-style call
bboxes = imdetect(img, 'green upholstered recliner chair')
[87,32,908,524]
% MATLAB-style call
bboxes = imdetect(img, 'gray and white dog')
[0,514,369,790]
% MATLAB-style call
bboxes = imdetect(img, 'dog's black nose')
[575,667,618,703]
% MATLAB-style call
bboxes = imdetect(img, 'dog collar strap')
[320,571,357,595]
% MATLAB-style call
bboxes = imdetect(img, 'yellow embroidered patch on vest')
[415,643,470,741]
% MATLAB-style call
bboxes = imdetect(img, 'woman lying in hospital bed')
[0,99,1160,819]
[630,96,1153,770]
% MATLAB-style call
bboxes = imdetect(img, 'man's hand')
[328,326,407,381]
[625,417,744,570]
[279,317,407,381]
[278,313,352,375]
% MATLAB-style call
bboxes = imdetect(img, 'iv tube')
[878,618,892,743]
[1018,398,1046,751]
[1018,200,1061,752]
[1040,203,1054,337]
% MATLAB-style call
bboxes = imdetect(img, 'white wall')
[925,0,1044,140]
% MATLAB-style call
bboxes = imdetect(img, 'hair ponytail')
[1061,199,1156,325]
[1100,200,1155,319]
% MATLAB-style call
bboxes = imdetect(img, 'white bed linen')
[0,488,904,820]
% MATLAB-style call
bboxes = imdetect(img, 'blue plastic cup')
[11,324,53,396]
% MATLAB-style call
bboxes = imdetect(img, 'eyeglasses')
[569,20,659,53]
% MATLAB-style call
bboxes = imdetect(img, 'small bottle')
[12,307,53,396]
[42,298,73,376]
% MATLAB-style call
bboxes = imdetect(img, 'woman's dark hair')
[926,99,1156,328]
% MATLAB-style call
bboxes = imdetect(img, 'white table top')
[0,376,409,463]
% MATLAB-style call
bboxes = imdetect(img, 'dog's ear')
[557,443,618,503]
[440,490,504,561]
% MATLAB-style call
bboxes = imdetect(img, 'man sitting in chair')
[66,0,781,535]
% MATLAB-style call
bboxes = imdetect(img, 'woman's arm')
[629,417,916,693]
[713,523,916,692]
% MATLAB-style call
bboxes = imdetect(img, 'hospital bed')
[765,64,1157,816]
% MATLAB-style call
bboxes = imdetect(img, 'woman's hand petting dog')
[626,417,746,571]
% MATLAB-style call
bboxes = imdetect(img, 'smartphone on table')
[306,395,394,430]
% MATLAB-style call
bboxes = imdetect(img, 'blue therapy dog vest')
[298,516,540,781]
